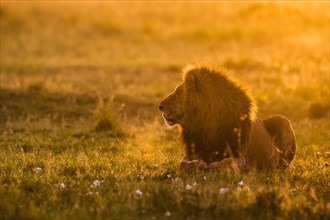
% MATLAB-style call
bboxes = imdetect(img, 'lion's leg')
[208,157,248,172]
[180,156,208,171]
[263,115,296,168]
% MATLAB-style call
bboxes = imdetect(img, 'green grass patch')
[0,1,329,219]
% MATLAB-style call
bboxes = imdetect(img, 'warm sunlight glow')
[0,1,329,219]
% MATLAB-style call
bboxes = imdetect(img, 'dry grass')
[0,1,329,220]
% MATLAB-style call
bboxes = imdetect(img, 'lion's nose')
[159,104,164,111]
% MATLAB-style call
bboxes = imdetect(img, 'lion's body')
[247,116,296,169]
[159,65,296,170]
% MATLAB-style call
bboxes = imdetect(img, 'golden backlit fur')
[159,65,296,170]
[181,65,256,163]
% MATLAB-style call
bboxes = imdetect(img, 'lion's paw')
[180,160,207,171]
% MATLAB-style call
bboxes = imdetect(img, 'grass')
[0,1,329,220]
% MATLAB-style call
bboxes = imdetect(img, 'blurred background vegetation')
[0,1,329,220]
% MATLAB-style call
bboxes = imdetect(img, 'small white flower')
[238,180,244,187]
[166,174,172,178]
[219,188,229,194]
[203,176,207,180]
[34,167,42,171]
[174,177,181,182]
[193,182,197,186]
[154,164,160,168]
[316,152,322,156]
[54,183,66,188]
[91,180,102,188]
[94,180,102,186]
[290,188,297,193]
[135,189,143,196]
[185,184,192,190]
[165,211,171,217]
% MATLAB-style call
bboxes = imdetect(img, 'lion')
[159,65,296,171]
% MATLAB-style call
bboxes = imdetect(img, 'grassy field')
[0,1,329,220]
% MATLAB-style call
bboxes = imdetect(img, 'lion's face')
[159,83,185,126]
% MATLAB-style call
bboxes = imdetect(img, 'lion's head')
[159,83,185,127]
[159,65,256,163]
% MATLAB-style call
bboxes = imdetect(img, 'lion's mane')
[181,65,256,163]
